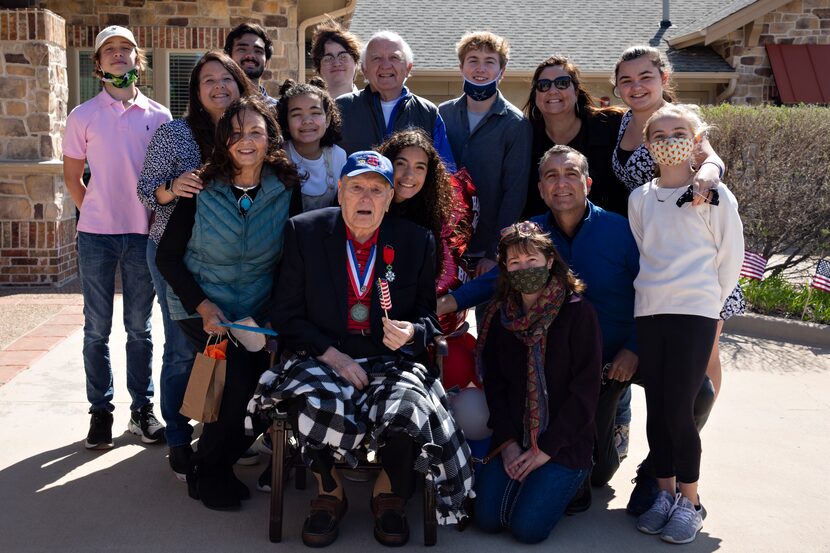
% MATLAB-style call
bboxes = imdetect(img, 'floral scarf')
[477,277,566,453]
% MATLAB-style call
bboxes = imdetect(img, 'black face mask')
[463,71,502,102]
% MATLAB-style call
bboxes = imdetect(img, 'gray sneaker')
[636,490,677,535]
[661,495,703,544]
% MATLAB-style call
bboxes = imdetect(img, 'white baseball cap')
[94,26,138,53]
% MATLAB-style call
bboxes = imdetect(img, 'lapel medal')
[383,245,396,282]
[346,240,377,323]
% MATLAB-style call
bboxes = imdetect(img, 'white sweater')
[628,179,745,319]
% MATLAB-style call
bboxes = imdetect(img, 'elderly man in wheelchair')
[249,151,473,547]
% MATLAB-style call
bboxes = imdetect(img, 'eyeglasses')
[500,221,542,238]
[535,76,574,92]
[321,52,352,66]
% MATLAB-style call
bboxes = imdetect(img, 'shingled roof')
[349,0,735,74]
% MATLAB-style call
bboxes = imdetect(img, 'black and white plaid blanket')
[246,356,474,525]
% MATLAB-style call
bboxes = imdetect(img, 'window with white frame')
[167,53,202,119]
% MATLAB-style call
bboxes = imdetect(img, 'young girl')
[628,104,743,544]
[277,78,347,211]
[612,47,742,513]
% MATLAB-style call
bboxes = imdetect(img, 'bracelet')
[699,161,724,179]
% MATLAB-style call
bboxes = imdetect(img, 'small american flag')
[740,251,767,281]
[811,259,830,293]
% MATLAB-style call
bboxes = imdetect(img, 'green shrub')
[741,276,830,325]
[701,105,830,277]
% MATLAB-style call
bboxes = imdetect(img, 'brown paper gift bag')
[179,338,227,423]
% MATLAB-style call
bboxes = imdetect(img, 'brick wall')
[0,162,77,286]
[40,0,300,97]
[713,0,830,104]
[0,8,75,286]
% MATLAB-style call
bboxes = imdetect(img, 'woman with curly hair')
[378,129,474,332]
[157,96,302,510]
[277,78,347,211]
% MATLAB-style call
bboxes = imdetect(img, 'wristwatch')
[164,180,175,196]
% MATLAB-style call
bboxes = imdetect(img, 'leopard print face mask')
[648,137,695,167]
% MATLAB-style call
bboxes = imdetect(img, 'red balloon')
[441,332,481,390]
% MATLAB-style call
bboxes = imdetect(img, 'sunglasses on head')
[500,221,543,238]
[535,76,574,92]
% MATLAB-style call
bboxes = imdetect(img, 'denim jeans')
[77,232,155,413]
[475,456,587,544]
[146,240,197,447]
[615,386,632,426]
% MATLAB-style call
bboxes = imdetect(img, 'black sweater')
[481,296,602,470]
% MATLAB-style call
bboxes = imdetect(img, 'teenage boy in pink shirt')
[63,26,171,449]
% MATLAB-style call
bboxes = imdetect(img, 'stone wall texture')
[0,8,67,161]
[713,0,830,104]
[1,8,75,286]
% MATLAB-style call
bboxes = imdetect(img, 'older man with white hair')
[336,31,456,171]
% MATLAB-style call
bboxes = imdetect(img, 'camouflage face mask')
[101,68,138,88]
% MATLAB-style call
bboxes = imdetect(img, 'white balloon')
[450,387,493,441]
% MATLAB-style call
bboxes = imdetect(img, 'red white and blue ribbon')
[346,241,376,299]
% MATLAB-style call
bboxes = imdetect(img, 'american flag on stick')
[740,251,767,281]
[811,259,830,293]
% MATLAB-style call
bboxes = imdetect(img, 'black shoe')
[128,403,165,444]
[198,469,241,511]
[169,445,192,482]
[371,494,409,547]
[84,409,113,450]
[566,474,592,515]
[302,495,348,547]
[626,466,661,516]
[230,471,251,500]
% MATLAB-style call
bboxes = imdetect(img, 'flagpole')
[801,278,813,321]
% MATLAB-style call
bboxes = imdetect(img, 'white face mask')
[648,137,695,166]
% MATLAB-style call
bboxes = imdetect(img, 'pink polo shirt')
[63,89,172,235]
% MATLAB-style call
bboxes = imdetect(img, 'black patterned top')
[137,118,203,245]
[612,110,655,192]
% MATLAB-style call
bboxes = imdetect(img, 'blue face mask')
[463,71,502,102]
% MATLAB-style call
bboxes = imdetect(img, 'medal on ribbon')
[383,245,395,282]
[346,240,376,323]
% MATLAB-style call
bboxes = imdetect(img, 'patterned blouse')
[137,118,203,245]
[611,110,656,192]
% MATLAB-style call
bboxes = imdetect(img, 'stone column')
[0,8,75,286]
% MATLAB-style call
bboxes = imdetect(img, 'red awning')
[766,44,830,104]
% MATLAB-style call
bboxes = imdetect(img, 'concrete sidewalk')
[0,299,828,552]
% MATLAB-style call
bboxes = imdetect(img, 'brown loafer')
[371,493,409,547]
[302,494,348,548]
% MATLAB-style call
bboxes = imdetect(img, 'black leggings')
[592,369,716,487]
[636,314,718,484]
[178,318,270,470]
